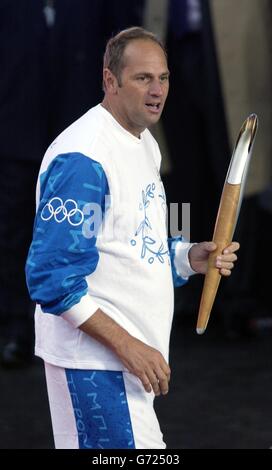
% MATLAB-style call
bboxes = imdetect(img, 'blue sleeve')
[168,237,188,287]
[25,152,109,315]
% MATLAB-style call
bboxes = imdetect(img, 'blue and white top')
[26,104,195,370]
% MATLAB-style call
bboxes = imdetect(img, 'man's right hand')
[115,335,171,396]
[79,308,171,396]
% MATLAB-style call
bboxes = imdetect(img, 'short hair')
[103,26,167,89]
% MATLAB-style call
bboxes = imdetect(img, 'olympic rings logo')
[41,197,84,226]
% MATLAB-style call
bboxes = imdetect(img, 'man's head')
[102,27,169,138]
[103,27,167,88]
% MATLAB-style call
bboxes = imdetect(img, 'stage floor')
[1,319,272,449]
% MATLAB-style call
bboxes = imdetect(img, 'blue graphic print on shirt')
[131,183,169,265]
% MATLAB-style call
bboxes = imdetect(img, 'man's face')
[113,39,170,137]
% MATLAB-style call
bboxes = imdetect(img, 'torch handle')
[196,183,241,333]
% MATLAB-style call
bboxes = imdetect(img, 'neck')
[101,97,142,139]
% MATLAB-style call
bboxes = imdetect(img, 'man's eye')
[138,76,147,81]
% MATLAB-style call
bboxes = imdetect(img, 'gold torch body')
[196,115,258,334]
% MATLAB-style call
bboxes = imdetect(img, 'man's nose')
[149,80,163,96]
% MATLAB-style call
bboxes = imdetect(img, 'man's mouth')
[145,103,161,113]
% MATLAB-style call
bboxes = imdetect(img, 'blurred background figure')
[0,0,50,366]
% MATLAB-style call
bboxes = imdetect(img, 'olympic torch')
[196,114,258,334]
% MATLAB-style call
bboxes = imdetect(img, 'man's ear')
[103,68,119,94]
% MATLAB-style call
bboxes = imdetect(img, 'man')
[26,27,239,449]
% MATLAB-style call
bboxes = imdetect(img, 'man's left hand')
[188,241,240,276]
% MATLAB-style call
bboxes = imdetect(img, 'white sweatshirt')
[26,104,194,370]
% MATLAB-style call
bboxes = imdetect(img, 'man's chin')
[146,113,162,126]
